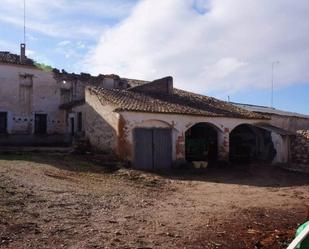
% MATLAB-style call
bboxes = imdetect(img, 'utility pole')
[271,61,280,108]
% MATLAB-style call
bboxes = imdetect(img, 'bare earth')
[0,154,308,249]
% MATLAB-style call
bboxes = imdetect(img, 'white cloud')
[58,40,71,46]
[0,40,17,52]
[25,49,35,57]
[85,0,309,94]
[0,0,136,39]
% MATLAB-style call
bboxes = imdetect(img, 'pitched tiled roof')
[0,51,35,66]
[89,87,268,119]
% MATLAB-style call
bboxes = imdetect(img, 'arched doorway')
[185,123,218,163]
[229,124,276,163]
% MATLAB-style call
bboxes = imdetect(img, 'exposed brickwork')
[176,132,185,158]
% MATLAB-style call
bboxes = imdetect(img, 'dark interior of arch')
[185,123,218,163]
[229,124,276,163]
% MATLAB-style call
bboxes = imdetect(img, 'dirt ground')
[0,153,308,249]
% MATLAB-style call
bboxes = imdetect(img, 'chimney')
[20,43,26,63]
[165,76,173,94]
[129,76,174,95]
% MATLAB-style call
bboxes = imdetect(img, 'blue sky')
[0,0,308,114]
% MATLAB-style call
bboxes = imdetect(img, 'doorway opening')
[134,128,172,170]
[35,114,47,134]
[70,117,75,136]
[185,123,218,163]
[229,124,276,163]
[0,112,7,134]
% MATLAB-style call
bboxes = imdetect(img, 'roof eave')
[114,108,269,120]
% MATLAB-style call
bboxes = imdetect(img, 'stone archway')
[229,124,276,163]
[185,122,219,163]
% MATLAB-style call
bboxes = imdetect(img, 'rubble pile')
[291,130,309,165]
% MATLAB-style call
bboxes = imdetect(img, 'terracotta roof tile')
[89,87,268,119]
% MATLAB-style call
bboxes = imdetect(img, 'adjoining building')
[232,102,309,133]
[67,77,308,169]
[1,45,309,170]
[0,45,144,146]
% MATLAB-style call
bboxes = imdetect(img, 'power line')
[23,0,26,44]
[271,61,280,108]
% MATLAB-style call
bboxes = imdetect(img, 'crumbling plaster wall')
[118,111,268,163]
[80,89,119,152]
[271,132,290,163]
[0,63,66,134]
[54,72,127,104]
[76,104,290,164]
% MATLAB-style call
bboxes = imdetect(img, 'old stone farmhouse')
[1,45,309,170]
[67,76,309,169]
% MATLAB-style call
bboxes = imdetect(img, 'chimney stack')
[20,43,26,63]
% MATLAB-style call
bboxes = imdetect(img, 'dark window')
[70,117,75,135]
[77,112,82,132]
[60,89,72,104]
[19,74,33,114]
[35,114,47,134]
[0,112,8,134]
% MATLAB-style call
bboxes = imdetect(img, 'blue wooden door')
[134,128,153,170]
[153,129,172,169]
[134,128,172,170]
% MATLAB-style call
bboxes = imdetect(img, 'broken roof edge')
[121,77,150,87]
[87,86,123,107]
[0,51,150,86]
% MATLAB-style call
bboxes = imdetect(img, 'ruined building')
[1,45,309,170]
[0,45,146,146]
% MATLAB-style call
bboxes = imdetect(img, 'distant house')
[1,45,309,170]
[232,102,309,132]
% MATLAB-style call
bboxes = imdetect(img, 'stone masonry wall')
[291,130,309,165]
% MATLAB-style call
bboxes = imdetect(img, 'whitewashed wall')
[71,100,290,164]
[0,63,66,134]
[118,111,273,163]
